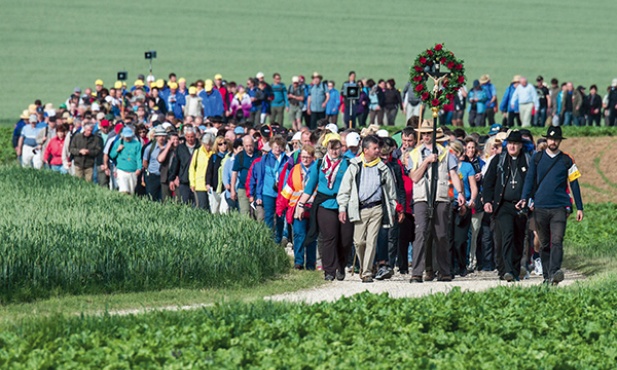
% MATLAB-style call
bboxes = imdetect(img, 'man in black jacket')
[69,123,102,182]
[607,79,617,127]
[483,130,529,282]
[168,126,199,204]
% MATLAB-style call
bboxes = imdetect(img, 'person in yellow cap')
[198,79,225,118]
[184,86,203,118]
[94,79,104,96]
[294,132,352,281]
[166,82,186,119]
[155,79,165,89]
[178,77,187,95]
[213,74,229,115]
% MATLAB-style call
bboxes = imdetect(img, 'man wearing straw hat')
[480,74,497,125]
[407,120,466,283]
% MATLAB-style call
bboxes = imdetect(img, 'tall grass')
[0,166,289,303]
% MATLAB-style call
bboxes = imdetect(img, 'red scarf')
[321,154,342,189]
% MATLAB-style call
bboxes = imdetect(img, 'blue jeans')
[535,107,547,127]
[562,112,573,126]
[51,165,67,174]
[293,218,316,269]
[263,195,284,243]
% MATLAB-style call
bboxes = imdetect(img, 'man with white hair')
[231,134,261,215]
[511,77,539,128]
[169,126,200,204]
[606,78,617,127]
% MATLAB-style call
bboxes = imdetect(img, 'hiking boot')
[336,270,345,281]
[437,274,452,282]
[504,272,514,282]
[409,275,423,283]
[361,276,374,283]
[424,271,435,282]
[551,270,565,285]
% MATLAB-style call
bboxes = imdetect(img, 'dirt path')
[265,269,585,304]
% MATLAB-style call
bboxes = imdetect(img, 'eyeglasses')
[218,143,226,146]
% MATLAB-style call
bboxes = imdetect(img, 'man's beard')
[548,144,559,151]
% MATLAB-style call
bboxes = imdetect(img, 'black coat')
[169,142,200,185]
[483,152,529,208]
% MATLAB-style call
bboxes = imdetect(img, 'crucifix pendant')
[510,179,517,188]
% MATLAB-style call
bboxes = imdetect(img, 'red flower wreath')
[409,43,466,109]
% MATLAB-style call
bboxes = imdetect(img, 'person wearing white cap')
[17,114,45,169]
[376,129,389,138]
[287,76,305,131]
[325,123,339,134]
[342,131,361,159]
[142,126,168,201]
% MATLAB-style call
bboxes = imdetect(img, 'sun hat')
[20,110,29,119]
[189,86,197,95]
[214,74,223,80]
[114,81,122,89]
[511,75,521,83]
[322,132,341,147]
[479,74,490,84]
[256,72,265,79]
[416,120,436,133]
[376,129,389,138]
[154,126,167,137]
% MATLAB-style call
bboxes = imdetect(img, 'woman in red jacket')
[44,124,68,174]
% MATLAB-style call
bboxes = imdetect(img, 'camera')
[144,50,157,60]
[117,71,128,81]
[343,83,359,99]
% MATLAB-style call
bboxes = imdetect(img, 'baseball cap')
[168,82,178,90]
[292,76,299,83]
[96,112,105,121]
[234,126,245,135]
[256,72,264,79]
[74,87,81,93]
[376,129,389,138]
[134,80,145,87]
[178,77,186,83]
[488,123,502,136]
[214,73,223,80]
[156,79,165,89]
[114,81,122,89]
[325,123,338,133]
[121,127,135,138]
[189,86,197,95]
[29,114,38,123]
[346,132,361,147]
[100,119,110,128]
[205,79,213,92]
[95,79,104,86]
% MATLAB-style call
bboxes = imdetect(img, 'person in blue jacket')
[467,80,489,127]
[326,81,341,124]
[256,135,290,244]
[500,75,521,127]
[199,79,224,119]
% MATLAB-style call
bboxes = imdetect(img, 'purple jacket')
[355,92,369,114]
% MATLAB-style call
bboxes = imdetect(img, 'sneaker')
[361,276,374,283]
[551,270,565,285]
[533,258,543,276]
[504,272,514,282]
[522,269,530,280]
[336,270,345,281]
[409,275,423,283]
[293,264,304,270]
[374,266,388,280]
[324,274,335,281]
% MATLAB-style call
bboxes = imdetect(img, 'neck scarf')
[360,153,381,168]
[321,154,342,189]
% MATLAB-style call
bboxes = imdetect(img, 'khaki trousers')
[353,206,383,278]
[74,166,94,182]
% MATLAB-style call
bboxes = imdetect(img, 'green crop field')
[2,0,617,125]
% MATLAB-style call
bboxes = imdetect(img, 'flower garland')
[409,43,466,108]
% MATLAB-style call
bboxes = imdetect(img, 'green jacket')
[69,132,102,168]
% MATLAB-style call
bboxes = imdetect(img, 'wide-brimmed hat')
[360,124,381,137]
[511,75,521,83]
[20,110,29,119]
[543,126,566,140]
[435,128,447,142]
[416,120,436,133]
[479,74,490,84]
[154,126,167,137]
[505,130,523,143]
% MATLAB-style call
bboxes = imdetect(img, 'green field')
[2,0,617,124]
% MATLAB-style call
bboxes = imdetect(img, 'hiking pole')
[351,242,358,276]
